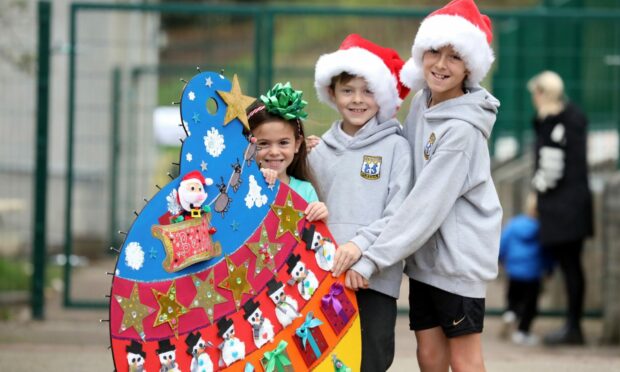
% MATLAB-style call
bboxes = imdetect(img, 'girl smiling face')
[423,44,468,106]
[253,119,301,184]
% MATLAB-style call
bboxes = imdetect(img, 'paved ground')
[1,259,619,371]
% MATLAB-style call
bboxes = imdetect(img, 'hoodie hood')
[423,87,499,139]
[321,116,402,152]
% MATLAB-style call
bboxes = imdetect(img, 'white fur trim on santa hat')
[400,14,494,92]
[314,47,402,123]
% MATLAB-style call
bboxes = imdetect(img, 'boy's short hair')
[328,71,356,91]
[527,71,565,103]
[399,0,494,92]
[314,34,410,122]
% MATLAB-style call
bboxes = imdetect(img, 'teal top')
[288,176,319,203]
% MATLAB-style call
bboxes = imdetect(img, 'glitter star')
[191,271,227,324]
[205,77,213,87]
[152,281,189,338]
[200,160,208,171]
[115,283,155,340]
[149,247,157,259]
[270,191,305,241]
[246,224,282,275]
[218,256,253,309]
[192,112,200,123]
[216,74,255,132]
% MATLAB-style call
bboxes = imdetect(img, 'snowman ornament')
[156,339,181,372]
[125,340,147,372]
[266,278,301,328]
[302,224,336,271]
[286,254,319,300]
[242,298,275,348]
[184,331,214,372]
[216,317,245,367]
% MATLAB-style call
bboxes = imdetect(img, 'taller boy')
[344,1,503,371]
[311,34,413,371]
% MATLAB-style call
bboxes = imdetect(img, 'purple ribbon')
[321,283,349,323]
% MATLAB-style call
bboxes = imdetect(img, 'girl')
[246,82,328,222]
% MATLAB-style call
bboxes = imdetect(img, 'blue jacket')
[499,215,552,281]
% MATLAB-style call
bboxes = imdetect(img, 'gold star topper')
[216,74,256,132]
[190,270,227,324]
[115,283,155,341]
[246,224,282,275]
[270,191,305,241]
[218,255,254,309]
[151,281,189,338]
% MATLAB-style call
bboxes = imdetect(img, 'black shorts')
[408,278,485,338]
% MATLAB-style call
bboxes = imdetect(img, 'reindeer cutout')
[230,159,243,193]
[243,134,258,166]
[213,177,232,218]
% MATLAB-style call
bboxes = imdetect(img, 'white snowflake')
[188,91,196,101]
[125,242,145,270]
[186,152,193,162]
[166,189,182,215]
[204,127,225,157]
[245,175,268,208]
[183,120,191,137]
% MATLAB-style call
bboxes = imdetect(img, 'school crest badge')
[360,155,382,180]
[424,132,436,161]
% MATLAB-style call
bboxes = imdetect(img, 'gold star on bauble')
[218,256,253,309]
[115,283,155,340]
[246,224,282,275]
[190,271,227,324]
[270,191,305,241]
[152,281,189,338]
[216,74,255,131]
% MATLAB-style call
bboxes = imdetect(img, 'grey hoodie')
[309,117,413,298]
[352,87,503,298]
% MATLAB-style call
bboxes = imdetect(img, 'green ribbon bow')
[263,340,291,372]
[260,82,308,121]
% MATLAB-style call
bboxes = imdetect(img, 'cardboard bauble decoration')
[109,71,361,371]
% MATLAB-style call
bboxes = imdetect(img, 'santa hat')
[400,0,494,92]
[180,170,213,187]
[314,34,410,122]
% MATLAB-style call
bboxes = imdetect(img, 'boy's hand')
[304,201,328,222]
[306,135,321,152]
[260,168,278,186]
[345,269,369,291]
[331,242,362,277]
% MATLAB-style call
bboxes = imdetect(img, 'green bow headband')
[259,82,308,121]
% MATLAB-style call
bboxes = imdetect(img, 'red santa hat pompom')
[314,34,410,123]
[400,0,494,92]
[180,170,213,187]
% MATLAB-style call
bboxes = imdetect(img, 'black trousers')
[506,279,541,333]
[544,239,585,328]
[356,288,397,372]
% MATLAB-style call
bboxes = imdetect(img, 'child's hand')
[304,201,328,222]
[331,242,362,277]
[345,269,369,291]
[306,135,321,152]
[260,168,278,186]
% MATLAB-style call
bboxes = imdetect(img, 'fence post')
[32,0,52,320]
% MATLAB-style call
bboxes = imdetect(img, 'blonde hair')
[527,70,565,118]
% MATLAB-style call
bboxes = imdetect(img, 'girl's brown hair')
[246,100,318,190]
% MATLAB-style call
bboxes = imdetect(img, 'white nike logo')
[452,316,466,326]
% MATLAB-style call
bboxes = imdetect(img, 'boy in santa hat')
[337,1,503,370]
[311,33,413,371]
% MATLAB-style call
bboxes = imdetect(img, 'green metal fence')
[36,1,619,312]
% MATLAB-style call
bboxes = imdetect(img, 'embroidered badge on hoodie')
[424,132,436,161]
[360,155,382,180]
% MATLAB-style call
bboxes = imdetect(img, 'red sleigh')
[152,213,221,272]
